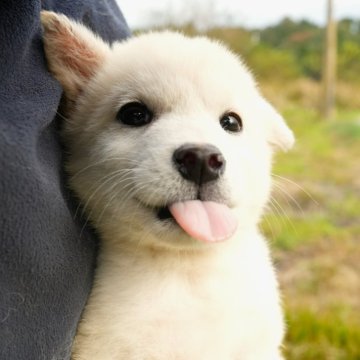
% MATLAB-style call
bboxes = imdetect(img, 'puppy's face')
[41,12,294,249]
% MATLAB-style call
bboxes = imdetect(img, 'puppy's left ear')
[260,99,295,151]
[40,11,111,101]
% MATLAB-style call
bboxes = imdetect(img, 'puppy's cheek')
[226,158,272,216]
[98,200,153,242]
[99,201,197,249]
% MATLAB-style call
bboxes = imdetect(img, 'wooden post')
[320,0,337,119]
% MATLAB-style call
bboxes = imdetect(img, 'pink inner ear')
[54,25,101,80]
[41,11,109,100]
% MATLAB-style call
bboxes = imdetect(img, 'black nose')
[173,144,225,185]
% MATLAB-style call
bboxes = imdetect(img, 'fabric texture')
[0,1,130,358]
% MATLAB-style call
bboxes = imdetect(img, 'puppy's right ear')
[41,11,111,101]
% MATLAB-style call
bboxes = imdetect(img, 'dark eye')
[220,112,243,133]
[116,102,153,127]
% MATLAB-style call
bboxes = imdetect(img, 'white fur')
[41,11,294,360]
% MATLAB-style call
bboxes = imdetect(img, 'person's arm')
[0,1,130,358]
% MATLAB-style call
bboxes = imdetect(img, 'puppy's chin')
[94,196,262,252]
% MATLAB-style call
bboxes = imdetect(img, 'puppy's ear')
[260,99,295,151]
[40,11,111,101]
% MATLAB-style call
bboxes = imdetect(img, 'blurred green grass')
[284,307,360,359]
[261,105,360,359]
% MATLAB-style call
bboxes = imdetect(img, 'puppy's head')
[41,11,294,249]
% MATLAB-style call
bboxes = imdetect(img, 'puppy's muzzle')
[173,144,225,185]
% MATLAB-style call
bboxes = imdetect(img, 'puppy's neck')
[99,226,259,269]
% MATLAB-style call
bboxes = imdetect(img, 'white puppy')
[41,11,294,360]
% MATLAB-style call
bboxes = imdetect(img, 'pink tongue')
[169,200,238,243]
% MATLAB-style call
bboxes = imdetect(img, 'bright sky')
[117,0,360,29]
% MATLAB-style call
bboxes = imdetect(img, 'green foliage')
[245,44,301,81]
[206,27,254,55]
[254,17,360,83]
[285,307,360,359]
[256,18,324,80]
[338,40,360,83]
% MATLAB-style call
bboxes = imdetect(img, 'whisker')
[91,172,134,223]
[269,197,299,238]
[98,175,164,227]
[92,173,163,227]
[261,208,277,243]
[70,158,142,180]
[272,181,304,215]
[80,171,136,221]
[73,169,134,220]
[56,111,69,122]
[271,173,318,205]
[267,199,288,231]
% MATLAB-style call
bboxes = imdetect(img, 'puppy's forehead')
[106,32,257,112]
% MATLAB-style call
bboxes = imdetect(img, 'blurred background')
[118,1,360,358]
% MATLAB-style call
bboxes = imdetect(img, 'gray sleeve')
[0,1,130,359]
